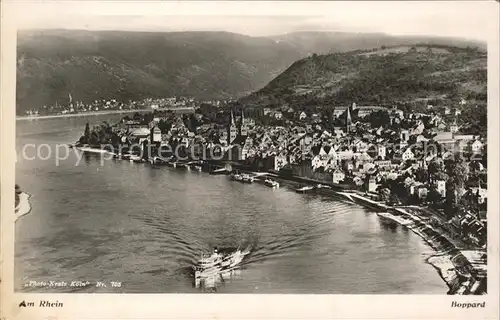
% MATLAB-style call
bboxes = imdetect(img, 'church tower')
[229,110,238,144]
[241,109,248,136]
[346,104,352,133]
[450,117,459,135]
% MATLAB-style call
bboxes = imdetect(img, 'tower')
[346,105,352,133]
[229,110,238,144]
[241,109,248,136]
[450,117,459,135]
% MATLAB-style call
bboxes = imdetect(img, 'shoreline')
[336,192,486,295]
[16,107,196,121]
[16,109,152,121]
[67,148,488,294]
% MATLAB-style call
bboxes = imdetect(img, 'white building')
[436,180,446,198]
[274,154,288,171]
[402,148,415,161]
[368,177,378,192]
[471,186,487,204]
[400,130,409,143]
[241,137,253,161]
[152,127,162,143]
[471,140,484,154]
[378,145,386,159]
[332,169,345,184]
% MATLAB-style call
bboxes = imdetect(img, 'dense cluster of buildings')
[103,98,486,247]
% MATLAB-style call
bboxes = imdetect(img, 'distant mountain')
[269,31,486,56]
[240,44,487,109]
[16,29,485,114]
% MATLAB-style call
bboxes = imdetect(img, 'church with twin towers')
[219,109,251,146]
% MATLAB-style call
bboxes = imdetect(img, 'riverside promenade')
[337,191,486,295]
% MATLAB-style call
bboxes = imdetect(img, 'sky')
[4,1,499,42]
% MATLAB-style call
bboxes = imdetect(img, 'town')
[76,97,487,255]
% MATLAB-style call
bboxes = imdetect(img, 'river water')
[15,115,448,293]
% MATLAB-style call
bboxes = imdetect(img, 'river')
[15,115,448,293]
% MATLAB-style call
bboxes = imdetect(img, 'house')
[449,123,459,134]
[436,180,446,198]
[354,140,369,153]
[455,134,476,152]
[402,147,415,161]
[299,135,313,147]
[356,152,373,164]
[299,112,307,120]
[219,129,228,145]
[320,130,332,139]
[433,132,456,150]
[416,135,428,143]
[344,160,355,172]
[418,187,429,199]
[241,138,254,161]
[151,127,162,143]
[471,140,483,154]
[275,111,283,120]
[393,109,404,119]
[374,160,392,169]
[356,105,386,118]
[319,146,329,159]
[130,127,151,144]
[377,145,386,159]
[368,177,378,192]
[441,151,454,161]
[334,128,345,138]
[312,155,328,170]
[471,186,487,204]
[411,122,425,136]
[338,150,354,160]
[332,169,345,184]
[400,130,409,143]
[274,153,288,170]
[363,162,376,173]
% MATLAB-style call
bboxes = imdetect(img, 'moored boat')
[264,178,280,188]
[76,146,110,154]
[296,185,314,193]
[241,174,255,183]
[230,173,244,182]
[129,155,143,163]
[315,184,332,189]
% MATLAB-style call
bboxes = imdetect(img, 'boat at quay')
[263,178,280,188]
